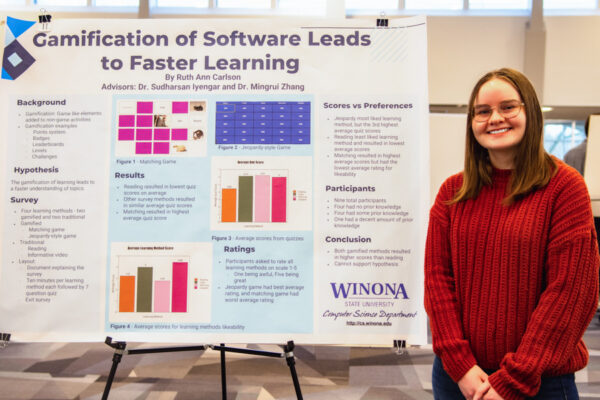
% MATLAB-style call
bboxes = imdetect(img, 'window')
[544,0,598,9]
[36,0,86,6]
[278,0,326,14]
[469,0,529,10]
[405,0,463,10]
[0,0,25,5]
[2,0,598,13]
[154,0,208,7]
[218,0,270,8]
[346,0,397,10]
[543,121,586,160]
[95,0,139,5]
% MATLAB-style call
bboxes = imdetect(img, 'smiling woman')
[452,68,553,205]
[471,79,526,169]
[425,68,599,400]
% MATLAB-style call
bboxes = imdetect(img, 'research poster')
[0,16,429,345]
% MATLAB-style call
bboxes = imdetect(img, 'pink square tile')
[153,142,170,154]
[171,129,188,141]
[135,142,152,154]
[137,101,153,114]
[118,129,134,141]
[154,129,170,141]
[172,101,188,114]
[119,115,135,127]
[137,114,153,127]
[136,129,152,141]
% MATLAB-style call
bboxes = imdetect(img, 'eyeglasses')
[472,100,524,122]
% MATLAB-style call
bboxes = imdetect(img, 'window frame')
[1,0,599,16]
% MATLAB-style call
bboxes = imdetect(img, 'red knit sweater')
[425,160,599,400]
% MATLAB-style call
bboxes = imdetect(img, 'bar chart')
[211,156,313,231]
[117,259,190,313]
[220,171,288,224]
[108,242,212,323]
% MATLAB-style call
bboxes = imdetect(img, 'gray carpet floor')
[0,317,599,399]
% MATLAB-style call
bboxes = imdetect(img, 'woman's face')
[471,78,526,169]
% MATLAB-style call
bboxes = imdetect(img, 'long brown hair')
[450,68,556,205]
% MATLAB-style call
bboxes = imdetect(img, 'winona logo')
[330,282,409,299]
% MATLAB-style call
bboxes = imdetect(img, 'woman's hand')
[458,365,488,399]
[473,380,504,400]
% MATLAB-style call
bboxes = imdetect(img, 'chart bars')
[220,174,287,223]
[119,276,135,312]
[118,261,189,313]
[254,175,270,223]
[154,281,170,312]
[221,189,237,222]
[238,176,253,222]
[172,262,188,312]
[272,177,287,223]
[136,267,153,312]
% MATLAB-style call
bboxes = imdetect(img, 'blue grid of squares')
[215,101,311,145]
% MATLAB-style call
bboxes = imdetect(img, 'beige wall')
[427,16,527,105]
[544,16,600,106]
[428,15,600,107]
[429,114,467,202]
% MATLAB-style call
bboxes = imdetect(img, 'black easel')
[0,333,10,349]
[212,340,303,400]
[102,336,303,400]
[393,339,407,354]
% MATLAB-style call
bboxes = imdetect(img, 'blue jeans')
[432,356,579,399]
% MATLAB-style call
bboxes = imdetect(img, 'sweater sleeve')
[424,177,478,382]
[488,172,600,400]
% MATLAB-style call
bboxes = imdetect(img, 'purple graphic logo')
[2,17,36,80]
[330,282,409,299]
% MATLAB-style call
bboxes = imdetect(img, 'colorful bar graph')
[154,280,171,312]
[119,275,135,312]
[272,177,287,222]
[117,259,191,314]
[220,173,288,223]
[254,175,270,222]
[136,267,153,312]
[172,262,188,312]
[222,188,237,222]
[238,176,253,222]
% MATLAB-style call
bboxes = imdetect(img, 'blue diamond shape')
[7,52,22,67]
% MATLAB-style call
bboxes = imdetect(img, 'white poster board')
[0,17,429,344]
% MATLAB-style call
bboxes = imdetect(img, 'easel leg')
[0,333,11,349]
[102,337,127,400]
[284,341,303,400]
[220,343,227,400]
